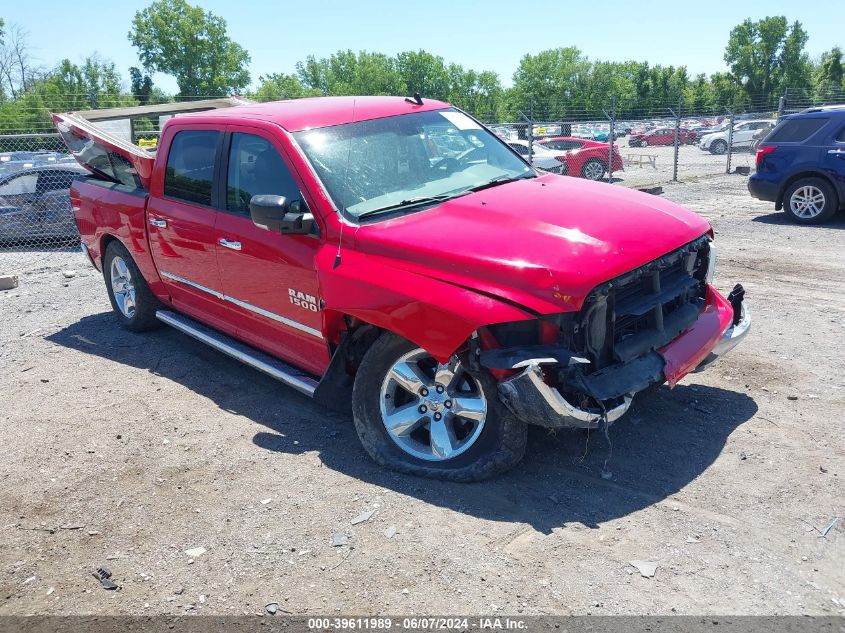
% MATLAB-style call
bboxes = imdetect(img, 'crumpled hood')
[352,174,711,314]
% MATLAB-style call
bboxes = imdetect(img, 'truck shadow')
[48,313,758,534]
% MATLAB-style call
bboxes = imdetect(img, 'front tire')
[710,140,727,155]
[351,334,527,481]
[783,178,838,225]
[103,241,161,332]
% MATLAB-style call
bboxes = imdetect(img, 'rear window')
[164,130,220,206]
[766,118,828,143]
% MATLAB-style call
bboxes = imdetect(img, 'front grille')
[578,235,710,370]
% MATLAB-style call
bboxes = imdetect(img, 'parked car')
[53,96,749,481]
[748,105,845,224]
[506,140,565,173]
[0,163,88,243]
[699,120,775,155]
[536,136,624,180]
[628,127,698,147]
[591,130,621,143]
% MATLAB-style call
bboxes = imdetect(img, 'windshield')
[293,109,533,219]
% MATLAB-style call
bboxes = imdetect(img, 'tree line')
[1,1,844,134]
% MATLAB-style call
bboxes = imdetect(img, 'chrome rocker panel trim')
[159,270,323,339]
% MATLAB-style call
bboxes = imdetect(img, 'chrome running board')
[156,310,319,397]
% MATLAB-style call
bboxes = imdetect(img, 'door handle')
[149,217,167,228]
[218,238,242,251]
[827,149,845,155]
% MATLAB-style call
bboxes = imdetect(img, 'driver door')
[214,126,329,376]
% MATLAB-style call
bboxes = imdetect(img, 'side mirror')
[249,194,314,235]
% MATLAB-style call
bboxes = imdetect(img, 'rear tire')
[783,178,838,225]
[103,241,161,332]
[581,158,606,181]
[351,333,527,481]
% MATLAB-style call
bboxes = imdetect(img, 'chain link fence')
[1,89,844,278]
[483,88,845,190]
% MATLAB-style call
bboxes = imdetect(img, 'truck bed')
[71,176,164,297]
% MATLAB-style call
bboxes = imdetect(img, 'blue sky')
[4,0,843,94]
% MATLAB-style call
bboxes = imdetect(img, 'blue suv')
[748,105,845,224]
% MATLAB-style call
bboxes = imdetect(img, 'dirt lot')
[0,174,843,616]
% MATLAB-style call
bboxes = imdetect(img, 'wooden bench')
[624,153,658,169]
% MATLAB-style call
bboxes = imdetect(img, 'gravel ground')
[0,174,843,616]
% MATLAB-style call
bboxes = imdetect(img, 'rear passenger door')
[147,127,229,329]
[214,126,329,376]
[821,121,845,198]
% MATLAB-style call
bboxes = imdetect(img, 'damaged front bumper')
[495,285,751,430]
[499,364,633,430]
[693,303,751,372]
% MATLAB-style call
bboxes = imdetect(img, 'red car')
[53,96,750,481]
[535,136,624,180]
[628,127,699,147]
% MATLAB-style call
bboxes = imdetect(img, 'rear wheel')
[103,241,161,332]
[783,178,838,224]
[351,334,527,481]
[640,139,649,147]
[581,158,606,181]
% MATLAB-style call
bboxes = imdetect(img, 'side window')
[0,173,37,196]
[766,118,829,143]
[509,143,529,156]
[226,133,303,215]
[164,130,220,206]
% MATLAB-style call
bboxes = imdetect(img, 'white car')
[506,140,564,173]
[699,119,775,155]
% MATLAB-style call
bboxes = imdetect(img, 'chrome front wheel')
[379,349,487,461]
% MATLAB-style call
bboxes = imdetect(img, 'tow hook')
[727,283,745,326]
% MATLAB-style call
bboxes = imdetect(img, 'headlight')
[705,241,717,283]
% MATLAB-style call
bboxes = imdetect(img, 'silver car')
[0,164,88,243]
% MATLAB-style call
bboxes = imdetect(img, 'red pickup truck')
[53,96,750,481]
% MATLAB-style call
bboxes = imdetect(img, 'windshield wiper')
[356,194,457,221]
[464,173,536,194]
